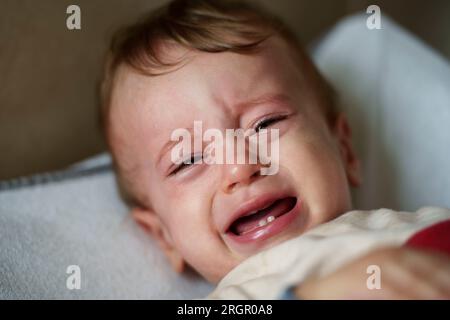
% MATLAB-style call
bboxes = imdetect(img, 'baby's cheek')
[280,129,350,220]
[278,128,326,178]
[168,207,237,282]
[165,188,211,242]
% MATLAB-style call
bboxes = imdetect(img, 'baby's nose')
[221,163,262,194]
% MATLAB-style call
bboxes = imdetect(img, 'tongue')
[231,197,296,235]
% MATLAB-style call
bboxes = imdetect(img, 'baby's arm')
[293,247,450,299]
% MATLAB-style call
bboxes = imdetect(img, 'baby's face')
[109,37,360,282]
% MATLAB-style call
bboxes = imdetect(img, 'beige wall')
[1,0,449,179]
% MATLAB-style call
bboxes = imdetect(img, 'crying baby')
[100,0,450,299]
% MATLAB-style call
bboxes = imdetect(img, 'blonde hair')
[99,0,337,207]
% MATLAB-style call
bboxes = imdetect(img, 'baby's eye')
[254,115,287,132]
[170,153,203,175]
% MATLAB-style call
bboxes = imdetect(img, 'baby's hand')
[294,247,450,299]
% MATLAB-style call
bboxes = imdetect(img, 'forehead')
[109,37,304,162]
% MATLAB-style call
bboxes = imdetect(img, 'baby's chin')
[222,195,310,256]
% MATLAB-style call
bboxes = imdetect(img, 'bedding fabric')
[0,158,213,299]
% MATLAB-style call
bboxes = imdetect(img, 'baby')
[100,0,450,299]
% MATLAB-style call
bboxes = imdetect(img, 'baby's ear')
[333,113,362,187]
[131,207,185,273]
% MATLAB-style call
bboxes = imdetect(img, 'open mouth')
[227,197,297,236]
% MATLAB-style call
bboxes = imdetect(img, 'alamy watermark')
[66,5,81,30]
[366,264,381,290]
[66,265,81,290]
[366,5,382,30]
[170,121,280,175]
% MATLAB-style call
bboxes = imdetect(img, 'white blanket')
[208,207,450,299]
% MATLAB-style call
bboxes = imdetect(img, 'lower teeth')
[258,215,275,227]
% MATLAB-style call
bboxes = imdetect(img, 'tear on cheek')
[257,130,279,176]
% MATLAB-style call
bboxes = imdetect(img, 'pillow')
[1,14,449,299]
[313,14,450,211]
[0,154,213,299]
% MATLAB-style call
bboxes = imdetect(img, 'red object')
[405,219,450,256]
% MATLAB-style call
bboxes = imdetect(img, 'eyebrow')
[156,93,290,168]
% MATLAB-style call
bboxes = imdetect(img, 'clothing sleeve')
[278,286,299,300]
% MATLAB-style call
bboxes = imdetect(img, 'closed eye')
[254,114,288,132]
[170,153,203,176]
